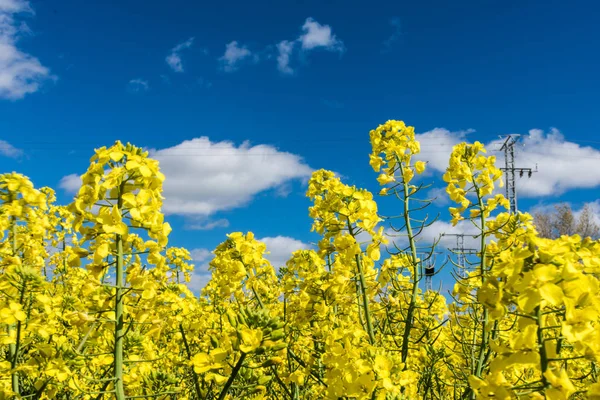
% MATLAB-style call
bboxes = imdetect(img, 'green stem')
[76,322,98,354]
[114,183,126,400]
[217,352,247,400]
[536,306,549,389]
[354,275,366,328]
[474,195,489,380]
[271,366,294,400]
[400,178,420,367]
[310,319,324,379]
[11,282,26,371]
[9,216,20,395]
[348,221,375,344]
[179,324,203,400]
[459,167,490,400]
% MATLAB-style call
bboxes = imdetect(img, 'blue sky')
[1,0,600,291]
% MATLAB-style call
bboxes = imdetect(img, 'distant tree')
[533,203,599,239]
[576,203,600,238]
[533,211,554,238]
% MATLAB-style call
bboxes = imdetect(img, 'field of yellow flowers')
[1,120,599,399]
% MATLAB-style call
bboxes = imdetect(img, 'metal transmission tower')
[418,252,443,291]
[441,233,478,278]
[425,263,434,291]
[499,135,537,214]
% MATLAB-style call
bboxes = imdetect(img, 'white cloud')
[149,137,313,216]
[299,17,344,52]
[0,0,53,100]
[260,236,311,270]
[181,247,213,294]
[417,220,480,250]
[493,129,600,198]
[271,17,344,73]
[58,138,312,217]
[219,41,253,72]
[127,78,149,92]
[274,182,292,198]
[384,219,480,254]
[166,37,194,72]
[187,267,211,294]
[414,128,474,173]
[426,186,450,206]
[413,127,600,199]
[185,218,230,231]
[189,248,212,262]
[59,173,81,193]
[220,18,343,73]
[276,40,294,74]
[0,139,22,158]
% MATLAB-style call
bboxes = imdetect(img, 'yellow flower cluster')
[472,232,600,398]
[205,231,279,305]
[369,120,426,194]
[443,141,508,225]
[1,123,599,400]
[307,169,382,237]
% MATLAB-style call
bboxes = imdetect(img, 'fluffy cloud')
[0,139,23,158]
[219,41,253,72]
[0,0,53,100]
[275,17,344,74]
[187,267,211,294]
[184,217,230,231]
[58,173,81,193]
[492,129,600,197]
[381,217,481,258]
[414,220,480,250]
[166,37,194,72]
[414,127,600,199]
[149,137,313,216]
[260,236,312,270]
[380,126,600,258]
[414,128,473,173]
[58,138,313,218]
[276,40,294,74]
[189,248,212,262]
[426,186,451,206]
[184,247,213,293]
[223,17,343,74]
[298,17,344,52]
[127,78,149,92]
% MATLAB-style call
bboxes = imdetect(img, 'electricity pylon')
[499,135,537,214]
[441,233,478,278]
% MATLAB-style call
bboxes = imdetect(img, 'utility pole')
[499,135,537,214]
[441,233,478,278]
